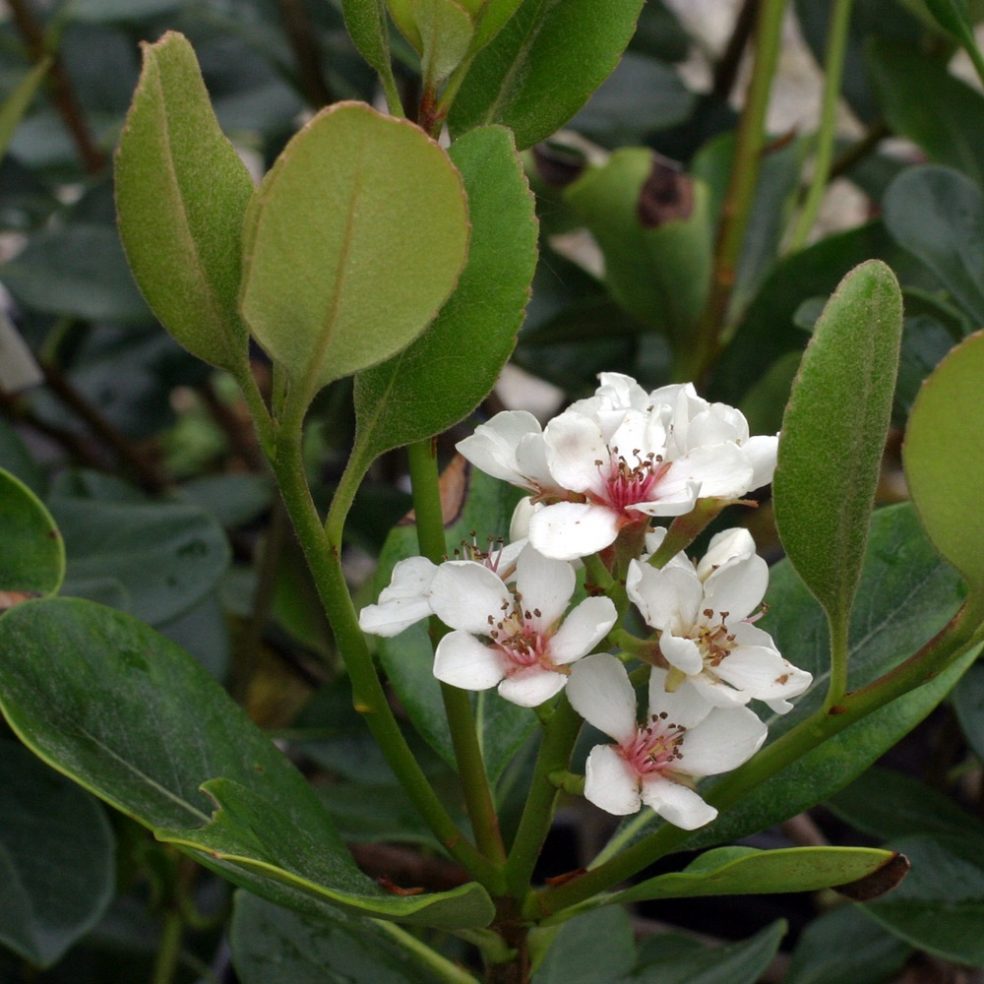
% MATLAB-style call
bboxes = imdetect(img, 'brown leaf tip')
[532,142,587,189]
[637,155,693,229]
[835,852,911,901]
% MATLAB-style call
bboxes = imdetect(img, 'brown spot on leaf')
[835,852,910,901]
[532,142,587,188]
[400,454,470,528]
[0,590,39,612]
[637,155,693,229]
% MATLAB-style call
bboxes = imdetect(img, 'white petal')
[596,372,649,409]
[509,498,537,542]
[745,434,778,489]
[687,406,747,448]
[584,744,642,815]
[515,544,575,630]
[629,482,701,517]
[690,674,751,708]
[713,646,813,703]
[696,528,756,580]
[358,557,437,636]
[550,597,618,665]
[641,777,717,829]
[429,561,513,635]
[542,412,609,494]
[566,653,638,743]
[433,632,506,691]
[626,561,702,634]
[492,538,526,582]
[515,432,555,488]
[497,667,567,707]
[678,706,767,776]
[765,697,794,715]
[702,553,768,622]
[528,501,620,560]
[456,411,542,487]
[658,632,704,676]
[648,667,712,729]
[660,444,754,500]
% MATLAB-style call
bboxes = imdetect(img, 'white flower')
[566,654,766,828]
[456,375,778,562]
[627,528,812,714]
[429,545,617,707]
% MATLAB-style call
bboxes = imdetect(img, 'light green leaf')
[565,149,711,342]
[412,0,475,84]
[115,31,254,370]
[0,468,64,598]
[0,741,115,968]
[449,0,646,149]
[883,166,984,327]
[342,0,402,98]
[471,0,524,52]
[0,598,494,930]
[903,330,984,592]
[610,846,901,906]
[0,57,51,164]
[773,261,903,657]
[353,125,537,463]
[240,102,469,407]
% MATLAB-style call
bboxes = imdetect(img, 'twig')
[712,0,759,101]
[828,120,890,181]
[196,378,265,471]
[276,0,333,107]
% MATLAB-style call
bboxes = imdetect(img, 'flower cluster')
[359,374,812,831]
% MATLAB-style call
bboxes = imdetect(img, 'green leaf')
[609,846,900,906]
[411,0,475,84]
[565,149,711,342]
[627,920,786,984]
[342,0,401,92]
[883,166,984,327]
[924,0,979,44]
[785,905,911,984]
[867,39,984,185]
[49,494,229,624]
[231,892,465,984]
[864,834,984,965]
[0,468,64,597]
[449,0,646,149]
[353,125,537,463]
[773,261,903,661]
[0,57,51,164]
[471,0,524,52]
[115,32,254,371]
[903,330,984,592]
[533,907,636,984]
[0,740,115,968]
[240,102,469,407]
[954,661,984,760]
[0,421,44,495]
[0,598,494,930]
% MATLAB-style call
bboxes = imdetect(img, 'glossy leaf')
[903,330,984,592]
[0,598,494,929]
[0,58,51,163]
[883,166,984,327]
[240,102,469,404]
[0,741,115,968]
[953,661,984,760]
[565,148,711,342]
[773,261,903,643]
[449,0,646,149]
[116,32,254,371]
[231,892,457,984]
[49,494,229,624]
[353,125,537,464]
[863,834,984,965]
[534,907,636,984]
[867,39,984,185]
[0,468,64,597]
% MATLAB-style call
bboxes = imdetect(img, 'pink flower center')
[591,447,671,517]
[619,716,687,776]
[487,604,554,675]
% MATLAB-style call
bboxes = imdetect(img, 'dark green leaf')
[0,740,115,968]
[954,661,984,760]
[0,421,43,495]
[883,165,984,327]
[785,905,911,984]
[533,907,636,984]
[0,58,50,163]
[68,0,183,20]
[0,468,64,597]
[116,31,254,371]
[0,598,494,929]
[50,494,229,624]
[774,261,903,645]
[353,125,537,462]
[342,0,402,97]
[449,0,645,149]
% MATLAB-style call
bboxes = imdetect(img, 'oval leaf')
[773,260,903,637]
[412,0,475,84]
[0,598,494,930]
[903,329,984,593]
[115,31,254,371]
[240,102,469,403]
[353,125,537,464]
[449,0,645,149]
[0,468,64,598]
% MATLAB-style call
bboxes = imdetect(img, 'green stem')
[527,599,984,919]
[787,0,854,251]
[504,697,583,900]
[237,364,276,461]
[272,429,501,888]
[823,617,850,712]
[407,440,507,865]
[150,910,183,984]
[375,921,480,983]
[690,0,790,377]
